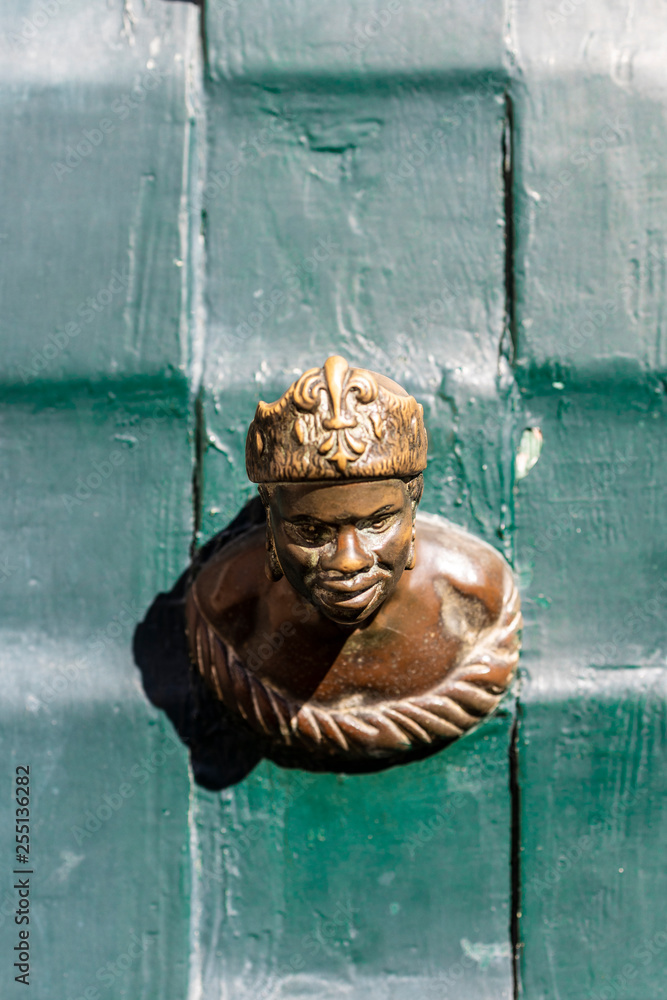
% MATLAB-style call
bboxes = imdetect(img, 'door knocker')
[185,356,521,771]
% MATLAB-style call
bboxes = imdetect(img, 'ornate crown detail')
[246,355,428,482]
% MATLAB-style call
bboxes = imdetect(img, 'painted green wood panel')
[512,3,667,994]
[0,0,201,384]
[0,2,200,996]
[512,0,667,380]
[190,713,515,1000]
[515,387,667,661]
[0,390,194,998]
[192,3,520,997]
[514,388,667,999]
[204,0,507,82]
[517,679,667,1000]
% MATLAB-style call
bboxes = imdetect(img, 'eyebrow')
[367,504,398,516]
[287,504,400,524]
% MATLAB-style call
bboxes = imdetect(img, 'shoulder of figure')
[189,523,268,624]
[413,511,516,620]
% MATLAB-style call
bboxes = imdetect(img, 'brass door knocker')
[186,356,521,770]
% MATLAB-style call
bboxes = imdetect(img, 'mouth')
[319,575,379,594]
[314,576,385,610]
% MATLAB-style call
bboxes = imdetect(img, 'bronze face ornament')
[185,356,521,770]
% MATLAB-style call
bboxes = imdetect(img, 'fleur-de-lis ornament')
[246,355,427,482]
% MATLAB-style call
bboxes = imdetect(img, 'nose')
[321,525,373,576]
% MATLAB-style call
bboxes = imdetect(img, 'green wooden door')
[1,2,665,998]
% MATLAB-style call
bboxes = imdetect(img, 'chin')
[322,607,373,626]
[315,593,385,626]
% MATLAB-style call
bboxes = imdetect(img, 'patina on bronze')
[185,356,521,770]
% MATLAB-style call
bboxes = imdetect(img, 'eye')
[286,521,331,546]
[366,515,393,532]
[299,524,320,540]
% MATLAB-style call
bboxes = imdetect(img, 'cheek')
[374,520,413,565]
[278,540,320,575]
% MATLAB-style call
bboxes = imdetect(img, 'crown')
[246,355,428,482]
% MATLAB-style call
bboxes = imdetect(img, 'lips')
[314,575,387,611]
[319,576,381,595]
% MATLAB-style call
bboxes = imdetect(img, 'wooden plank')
[193,4,517,996]
[204,0,507,82]
[0,5,201,988]
[513,6,667,991]
[190,711,515,1000]
[517,679,667,1000]
[514,355,667,999]
[0,391,193,998]
[512,0,667,380]
[0,0,201,385]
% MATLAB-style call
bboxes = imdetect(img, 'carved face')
[266,478,418,626]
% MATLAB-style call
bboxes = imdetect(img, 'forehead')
[271,479,408,521]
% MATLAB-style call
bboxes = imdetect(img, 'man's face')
[267,479,415,626]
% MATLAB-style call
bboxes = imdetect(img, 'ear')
[265,515,284,582]
[406,473,424,512]
[404,475,421,571]
[405,521,417,571]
